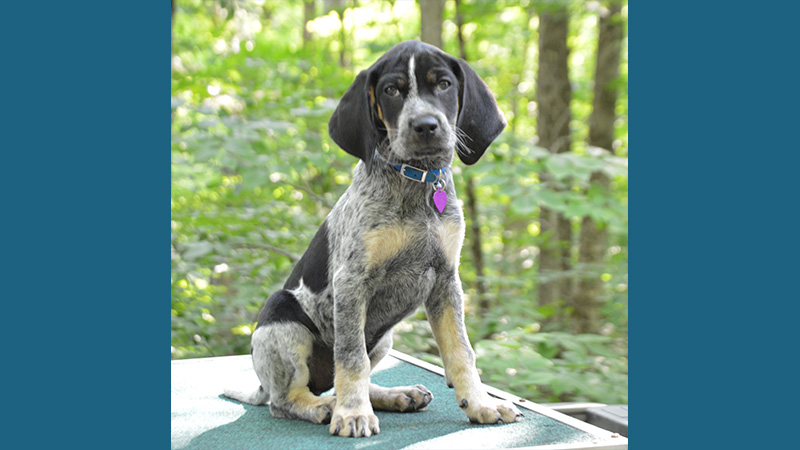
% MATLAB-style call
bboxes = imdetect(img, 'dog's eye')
[437,80,452,90]
[384,85,399,96]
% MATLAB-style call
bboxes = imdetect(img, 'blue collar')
[390,163,448,183]
[373,149,449,183]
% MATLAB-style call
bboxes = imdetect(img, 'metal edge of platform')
[387,350,628,450]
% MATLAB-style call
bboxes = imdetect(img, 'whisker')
[454,126,474,156]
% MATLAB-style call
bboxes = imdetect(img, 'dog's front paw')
[329,406,380,437]
[461,396,523,424]
[393,384,433,412]
[370,384,433,412]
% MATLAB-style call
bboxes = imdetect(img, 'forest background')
[171,0,628,405]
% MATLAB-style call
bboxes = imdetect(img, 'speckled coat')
[224,40,522,438]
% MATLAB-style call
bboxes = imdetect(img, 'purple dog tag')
[433,188,447,213]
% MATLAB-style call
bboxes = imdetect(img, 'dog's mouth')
[409,144,455,162]
[402,147,454,169]
[380,131,456,167]
[413,146,449,155]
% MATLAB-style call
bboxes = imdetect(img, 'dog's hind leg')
[223,332,271,405]
[253,322,336,424]
[368,333,433,412]
[222,384,270,406]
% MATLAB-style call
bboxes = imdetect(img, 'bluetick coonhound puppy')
[224,40,521,437]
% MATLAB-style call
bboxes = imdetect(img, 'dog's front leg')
[425,276,523,424]
[329,270,380,438]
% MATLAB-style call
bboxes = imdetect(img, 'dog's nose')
[411,116,439,137]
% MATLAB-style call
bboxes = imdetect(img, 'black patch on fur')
[284,220,330,294]
[450,57,506,164]
[328,66,382,163]
[365,316,406,355]
[364,277,423,354]
[256,289,320,335]
[365,329,390,355]
[308,340,334,395]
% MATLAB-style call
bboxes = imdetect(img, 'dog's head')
[329,40,506,168]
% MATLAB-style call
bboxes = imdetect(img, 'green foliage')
[172,0,628,405]
[475,329,628,404]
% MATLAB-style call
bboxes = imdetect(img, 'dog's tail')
[223,385,270,406]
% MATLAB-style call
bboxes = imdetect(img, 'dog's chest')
[317,167,466,345]
[362,217,462,273]
[360,215,462,347]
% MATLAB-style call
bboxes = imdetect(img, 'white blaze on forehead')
[407,55,418,98]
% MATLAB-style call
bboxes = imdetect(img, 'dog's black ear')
[453,59,506,165]
[328,68,381,164]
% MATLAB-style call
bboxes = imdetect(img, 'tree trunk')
[452,0,489,315]
[454,0,466,60]
[536,4,572,307]
[338,10,348,68]
[303,0,315,48]
[324,0,345,13]
[509,1,536,134]
[420,0,444,49]
[574,1,623,334]
[465,177,489,314]
[556,210,573,306]
[172,0,176,125]
[326,0,349,67]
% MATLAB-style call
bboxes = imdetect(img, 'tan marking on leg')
[436,219,465,268]
[364,223,419,269]
[284,386,337,423]
[334,360,370,400]
[331,359,379,437]
[429,304,522,424]
[429,304,479,395]
[270,339,337,423]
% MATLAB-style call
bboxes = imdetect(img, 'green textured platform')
[171,351,627,449]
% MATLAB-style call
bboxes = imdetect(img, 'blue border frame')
[5,1,798,448]
[4,3,167,448]
[633,3,798,449]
